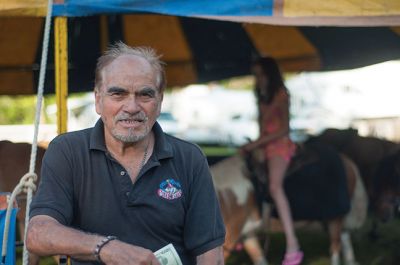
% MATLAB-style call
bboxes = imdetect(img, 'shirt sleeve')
[29,137,74,225]
[184,156,226,256]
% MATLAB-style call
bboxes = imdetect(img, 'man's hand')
[100,240,161,265]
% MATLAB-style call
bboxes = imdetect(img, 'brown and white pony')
[310,128,400,199]
[311,129,400,245]
[211,147,368,265]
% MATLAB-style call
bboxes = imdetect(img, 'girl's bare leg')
[267,156,299,253]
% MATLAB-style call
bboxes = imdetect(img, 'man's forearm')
[26,215,102,261]
[197,246,224,265]
[27,215,161,264]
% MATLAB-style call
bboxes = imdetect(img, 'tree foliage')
[0,95,55,124]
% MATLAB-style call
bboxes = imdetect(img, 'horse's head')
[373,151,400,222]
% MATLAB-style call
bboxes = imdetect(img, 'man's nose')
[123,95,141,113]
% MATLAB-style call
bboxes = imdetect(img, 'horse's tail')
[342,155,368,230]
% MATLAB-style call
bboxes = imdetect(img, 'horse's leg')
[342,154,368,230]
[220,189,254,260]
[341,231,357,265]
[261,202,272,257]
[328,219,358,265]
[236,197,268,265]
[340,155,363,265]
[243,234,268,265]
[328,217,343,265]
[223,223,238,259]
[222,207,246,259]
[242,207,269,265]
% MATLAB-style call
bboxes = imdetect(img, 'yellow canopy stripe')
[283,0,400,17]
[123,15,197,87]
[0,0,47,17]
[391,27,400,36]
[244,24,321,71]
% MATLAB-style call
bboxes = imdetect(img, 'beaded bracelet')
[93,235,117,263]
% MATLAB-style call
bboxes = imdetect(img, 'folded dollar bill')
[154,243,183,265]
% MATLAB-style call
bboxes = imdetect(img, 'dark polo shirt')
[30,120,225,265]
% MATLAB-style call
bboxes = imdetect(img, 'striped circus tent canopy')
[0,0,400,94]
[11,0,399,25]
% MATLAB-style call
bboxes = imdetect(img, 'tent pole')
[54,16,68,134]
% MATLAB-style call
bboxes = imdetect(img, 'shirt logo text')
[157,179,182,200]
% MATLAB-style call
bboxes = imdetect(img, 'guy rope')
[1,0,53,264]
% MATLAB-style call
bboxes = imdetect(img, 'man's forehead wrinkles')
[104,78,156,89]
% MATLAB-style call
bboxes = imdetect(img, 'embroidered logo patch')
[157,179,182,200]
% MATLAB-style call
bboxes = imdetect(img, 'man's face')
[95,55,163,144]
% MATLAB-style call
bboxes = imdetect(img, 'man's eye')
[107,91,127,98]
[141,92,153,98]
[138,89,156,99]
[106,87,127,97]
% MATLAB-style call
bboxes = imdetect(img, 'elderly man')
[26,42,225,265]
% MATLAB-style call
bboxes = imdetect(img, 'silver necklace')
[138,139,149,174]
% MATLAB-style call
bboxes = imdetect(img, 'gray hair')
[94,42,166,92]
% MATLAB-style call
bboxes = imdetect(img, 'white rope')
[1,0,53,264]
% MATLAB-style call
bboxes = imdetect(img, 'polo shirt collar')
[152,121,173,160]
[90,119,107,152]
[89,119,173,160]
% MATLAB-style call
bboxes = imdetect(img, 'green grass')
[226,229,331,265]
[226,217,400,265]
[200,145,238,157]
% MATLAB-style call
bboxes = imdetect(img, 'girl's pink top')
[260,89,296,161]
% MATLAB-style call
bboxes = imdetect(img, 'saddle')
[245,141,351,220]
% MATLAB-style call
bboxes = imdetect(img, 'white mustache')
[115,113,148,122]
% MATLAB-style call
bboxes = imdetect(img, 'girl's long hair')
[253,57,285,105]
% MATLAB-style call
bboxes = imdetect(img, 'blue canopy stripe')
[52,0,274,17]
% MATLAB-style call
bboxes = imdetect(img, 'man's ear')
[94,89,101,115]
